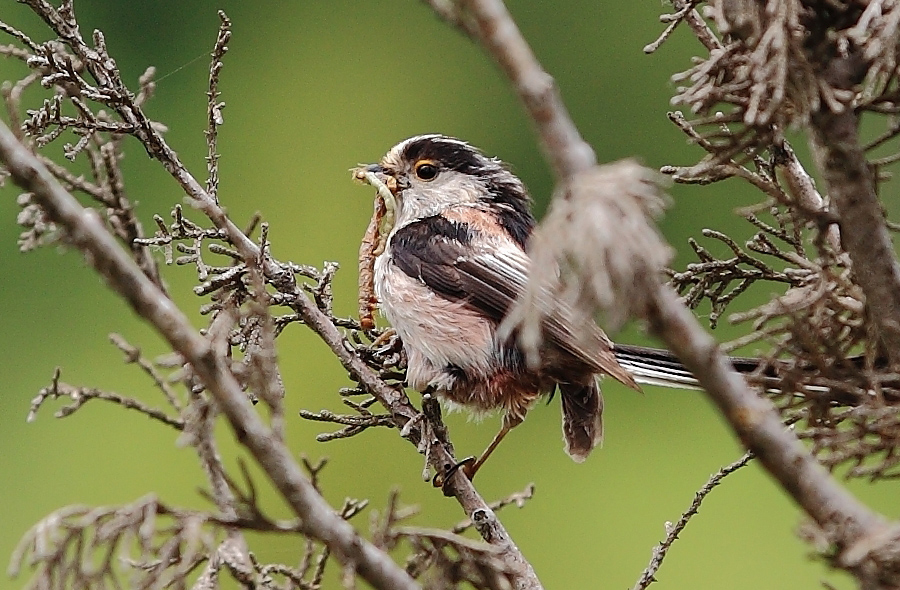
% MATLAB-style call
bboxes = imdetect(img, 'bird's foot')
[370,327,397,350]
[432,456,477,496]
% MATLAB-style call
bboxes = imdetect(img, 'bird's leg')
[433,412,523,492]
[464,419,515,477]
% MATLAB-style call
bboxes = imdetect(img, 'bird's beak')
[354,163,400,195]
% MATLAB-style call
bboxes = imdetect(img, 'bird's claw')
[432,456,477,496]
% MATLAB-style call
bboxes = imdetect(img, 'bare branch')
[643,0,711,55]
[300,405,396,442]
[809,107,900,366]
[452,0,596,178]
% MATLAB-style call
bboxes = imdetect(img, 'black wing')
[390,216,524,321]
[389,216,637,388]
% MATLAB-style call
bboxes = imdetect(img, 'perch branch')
[288,280,542,589]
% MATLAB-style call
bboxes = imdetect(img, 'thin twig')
[632,452,754,590]
[109,333,183,411]
[27,368,183,429]
[205,11,230,203]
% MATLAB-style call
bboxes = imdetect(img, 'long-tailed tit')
[357,134,753,481]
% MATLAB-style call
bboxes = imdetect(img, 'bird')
[356,134,743,482]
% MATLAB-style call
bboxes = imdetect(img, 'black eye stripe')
[402,137,484,174]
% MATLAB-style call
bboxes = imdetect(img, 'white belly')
[374,254,495,392]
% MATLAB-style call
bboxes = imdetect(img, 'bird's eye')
[414,161,439,181]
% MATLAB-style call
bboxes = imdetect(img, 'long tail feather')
[612,344,762,389]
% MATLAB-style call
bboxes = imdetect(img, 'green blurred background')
[1,1,897,588]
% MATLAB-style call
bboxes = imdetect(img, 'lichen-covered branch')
[809,107,900,365]
[643,286,899,581]
[0,118,422,590]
